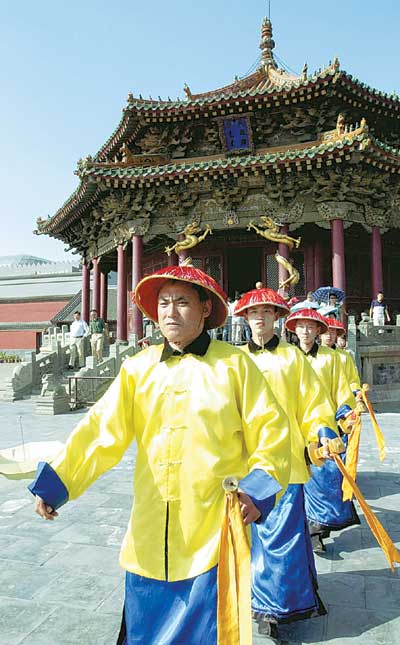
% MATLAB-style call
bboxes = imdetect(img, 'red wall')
[0,301,68,323]
[0,330,38,350]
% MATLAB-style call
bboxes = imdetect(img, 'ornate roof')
[37,119,400,236]
[37,16,400,240]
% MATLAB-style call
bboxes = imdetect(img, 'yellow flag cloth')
[361,386,386,461]
[342,415,362,501]
[333,455,400,572]
[217,492,252,645]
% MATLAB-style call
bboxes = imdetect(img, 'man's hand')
[320,437,333,459]
[238,492,261,525]
[34,495,58,521]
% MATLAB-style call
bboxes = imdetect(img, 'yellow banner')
[217,492,252,645]
[360,385,386,461]
[333,455,400,572]
[342,415,362,501]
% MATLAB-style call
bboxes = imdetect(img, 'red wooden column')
[131,235,143,338]
[177,234,188,264]
[314,239,323,290]
[117,244,128,343]
[371,225,383,297]
[331,219,346,291]
[100,271,108,321]
[81,262,90,323]
[168,252,179,266]
[92,257,101,313]
[304,244,314,293]
[278,225,290,295]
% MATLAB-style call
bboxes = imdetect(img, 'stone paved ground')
[0,399,399,644]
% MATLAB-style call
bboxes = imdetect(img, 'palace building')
[35,17,400,340]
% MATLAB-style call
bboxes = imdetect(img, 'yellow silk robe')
[243,341,337,484]
[336,348,361,390]
[303,345,356,412]
[50,340,290,582]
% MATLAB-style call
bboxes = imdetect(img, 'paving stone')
[95,580,125,614]
[0,533,70,566]
[0,560,59,600]
[365,575,400,611]
[41,542,122,578]
[318,571,365,609]
[0,598,56,645]
[49,520,127,547]
[18,606,121,645]
[324,605,400,644]
[33,571,122,610]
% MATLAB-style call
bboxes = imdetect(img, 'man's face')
[91,311,98,319]
[337,335,346,349]
[329,295,337,305]
[157,282,212,347]
[320,329,337,347]
[377,293,384,302]
[295,320,321,345]
[246,305,278,338]
[74,313,81,321]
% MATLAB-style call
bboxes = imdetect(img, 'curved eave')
[39,132,400,239]
[90,66,400,167]
[81,132,400,187]
[37,181,101,236]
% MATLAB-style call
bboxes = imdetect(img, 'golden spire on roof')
[260,16,278,71]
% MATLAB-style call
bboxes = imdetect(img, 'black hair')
[74,311,81,315]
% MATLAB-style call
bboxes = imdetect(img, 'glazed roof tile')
[37,126,400,237]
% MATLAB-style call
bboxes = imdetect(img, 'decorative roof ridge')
[80,128,371,180]
[35,180,100,235]
[337,70,400,104]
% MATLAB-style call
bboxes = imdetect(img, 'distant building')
[0,255,82,355]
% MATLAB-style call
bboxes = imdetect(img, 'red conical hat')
[285,308,329,333]
[324,317,346,336]
[234,288,290,317]
[134,262,228,329]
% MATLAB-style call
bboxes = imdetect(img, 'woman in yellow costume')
[285,308,359,553]
[234,289,338,639]
[28,263,291,645]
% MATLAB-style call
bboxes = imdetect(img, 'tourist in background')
[89,309,106,362]
[369,292,390,326]
[68,311,89,370]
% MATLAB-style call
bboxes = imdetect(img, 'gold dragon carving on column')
[247,216,301,250]
[165,222,213,256]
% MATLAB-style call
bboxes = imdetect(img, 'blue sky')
[0,0,399,262]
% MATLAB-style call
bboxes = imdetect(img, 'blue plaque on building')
[223,117,251,152]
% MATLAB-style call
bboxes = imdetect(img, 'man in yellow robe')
[320,317,361,390]
[235,289,338,638]
[285,308,359,553]
[28,263,291,645]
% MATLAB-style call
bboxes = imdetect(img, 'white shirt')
[70,320,89,338]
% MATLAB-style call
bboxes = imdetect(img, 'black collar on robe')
[160,329,211,362]
[299,341,319,357]
[248,334,280,353]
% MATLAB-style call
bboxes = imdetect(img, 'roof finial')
[260,12,278,70]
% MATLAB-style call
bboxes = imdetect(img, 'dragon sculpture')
[275,252,300,290]
[165,222,212,256]
[247,216,301,250]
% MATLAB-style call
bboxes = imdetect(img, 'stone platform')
[0,399,399,644]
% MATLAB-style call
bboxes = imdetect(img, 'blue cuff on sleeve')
[335,404,352,421]
[352,388,360,396]
[318,426,337,441]
[239,468,281,522]
[27,462,69,510]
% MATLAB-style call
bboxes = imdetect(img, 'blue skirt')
[304,446,360,536]
[251,484,326,623]
[117,567,217,645]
